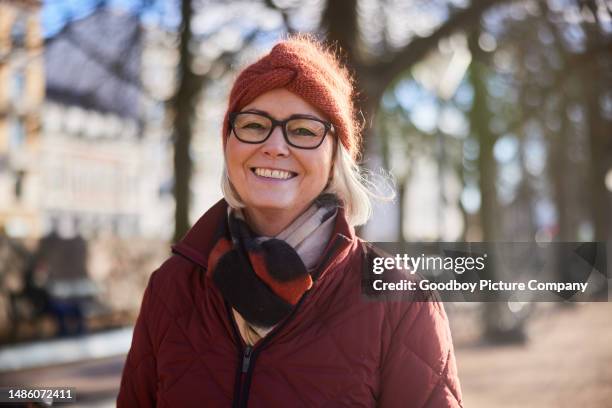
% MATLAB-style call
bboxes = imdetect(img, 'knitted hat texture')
[222,37,360,159]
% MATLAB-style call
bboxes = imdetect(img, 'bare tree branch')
[262,0,298,34]
[376,0,512,88]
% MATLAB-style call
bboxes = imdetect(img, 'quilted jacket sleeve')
[117,271,159,407]
[378,300,463,408]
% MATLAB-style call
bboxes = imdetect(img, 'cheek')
[225,149,250,196]
[304,145,334,187]
[320,156,333,183]
[225,139,249,176]
[321,142,335,180]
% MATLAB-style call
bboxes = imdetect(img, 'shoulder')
[144,253,202,318]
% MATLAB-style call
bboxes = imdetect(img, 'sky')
[42,0,180,38]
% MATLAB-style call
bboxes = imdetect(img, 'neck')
[243,206,307,237]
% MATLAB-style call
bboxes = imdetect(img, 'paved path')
[0,327,132,372]
[456,302,612,407]
[0,355,124,407]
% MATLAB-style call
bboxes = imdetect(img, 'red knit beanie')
[222,35,360,159]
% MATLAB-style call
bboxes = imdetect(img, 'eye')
[242,122,266,130]
[287,118,324,138]
[234,113,271,132]
[292,127,316,136]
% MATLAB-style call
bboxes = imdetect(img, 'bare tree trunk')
[583,0,612,242]
[467,38,496,245]
[585,71,612,242]
[516,141,537,241]
[172,0,204,243]
[468,33,526,343]
[455,160,468,241]
[550,96,574,290]
[397,174,415,243]
[582,8,612,299]
[320,0,358,64]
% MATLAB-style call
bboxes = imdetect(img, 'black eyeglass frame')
[228,111,335,150]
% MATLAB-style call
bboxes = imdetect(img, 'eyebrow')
[241,109,325,122]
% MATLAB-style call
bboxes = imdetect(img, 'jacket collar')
[171,199,356,281]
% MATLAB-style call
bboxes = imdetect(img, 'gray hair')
[221,143,394,227]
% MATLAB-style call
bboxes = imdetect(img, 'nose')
[261,125,290,157]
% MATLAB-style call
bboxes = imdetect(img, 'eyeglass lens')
[232,113,326,148]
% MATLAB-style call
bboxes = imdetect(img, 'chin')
[247,197,297,211]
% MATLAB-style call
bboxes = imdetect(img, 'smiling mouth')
[251,167,297,180]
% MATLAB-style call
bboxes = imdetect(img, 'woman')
[118,35,462,407]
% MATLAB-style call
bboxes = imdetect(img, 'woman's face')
[225,88,335,228]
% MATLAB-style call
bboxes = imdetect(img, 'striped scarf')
[207,194,338,330]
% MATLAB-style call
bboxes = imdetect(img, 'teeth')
[254,168,293,180]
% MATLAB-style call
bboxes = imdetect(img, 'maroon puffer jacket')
[117,200,463,407]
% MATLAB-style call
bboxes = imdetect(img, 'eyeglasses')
[229,111,334,149]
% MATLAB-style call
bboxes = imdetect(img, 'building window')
[11,69,26,101]
[11,15,27,48]
[14,170,25,200]
[9,118,26,149]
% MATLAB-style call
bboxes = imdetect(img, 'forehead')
[241,88,328,121]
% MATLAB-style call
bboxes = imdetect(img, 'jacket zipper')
[232,346,252,408]
[229,292,311,408]
[242,346,253,373]
[229,237,346,408]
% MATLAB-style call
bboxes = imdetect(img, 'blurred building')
[0,5,228,241]
[40,9,176,240]
[0,0,44,237]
